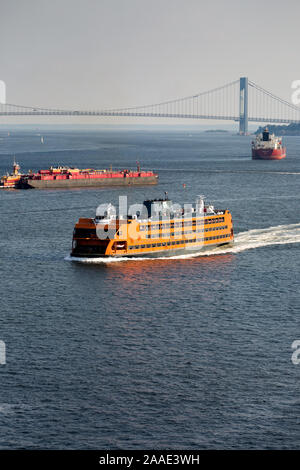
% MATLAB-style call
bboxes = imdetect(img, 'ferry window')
[75,228,96,238]
[140,226,145,231]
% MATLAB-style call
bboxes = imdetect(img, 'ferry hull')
[252,147,286,160]
[22,175,158,189]
[71,241,234,259]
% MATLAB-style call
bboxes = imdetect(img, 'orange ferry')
[71,196,234,258]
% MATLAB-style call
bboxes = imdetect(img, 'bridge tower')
[239,77,248,135]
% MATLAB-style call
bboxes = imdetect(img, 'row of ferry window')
[128,233,230,249]
[145,225,228,238]
[139,217,225,231]
[74,224,228,239]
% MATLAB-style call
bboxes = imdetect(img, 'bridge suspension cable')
[248,80,300,123]
[1,78,300,131]
[0,80,241,120]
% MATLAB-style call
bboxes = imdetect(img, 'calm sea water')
[0,127,300,449]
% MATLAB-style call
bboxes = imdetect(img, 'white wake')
[65,223,300,263]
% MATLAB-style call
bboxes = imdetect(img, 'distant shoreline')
[204,129,229,133]
[256,123,300,136]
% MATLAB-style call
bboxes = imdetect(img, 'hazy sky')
[1,0,300,124]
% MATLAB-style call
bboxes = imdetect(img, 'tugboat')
[0,160,22,188]
[252,127,286,160]
[70,196,234,258]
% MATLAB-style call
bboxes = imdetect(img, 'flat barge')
[0,162,158,189]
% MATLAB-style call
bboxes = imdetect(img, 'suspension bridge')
[1,77,300,135]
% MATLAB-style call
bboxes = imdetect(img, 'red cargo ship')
[252,127,286,160]
[1,162,158,189]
